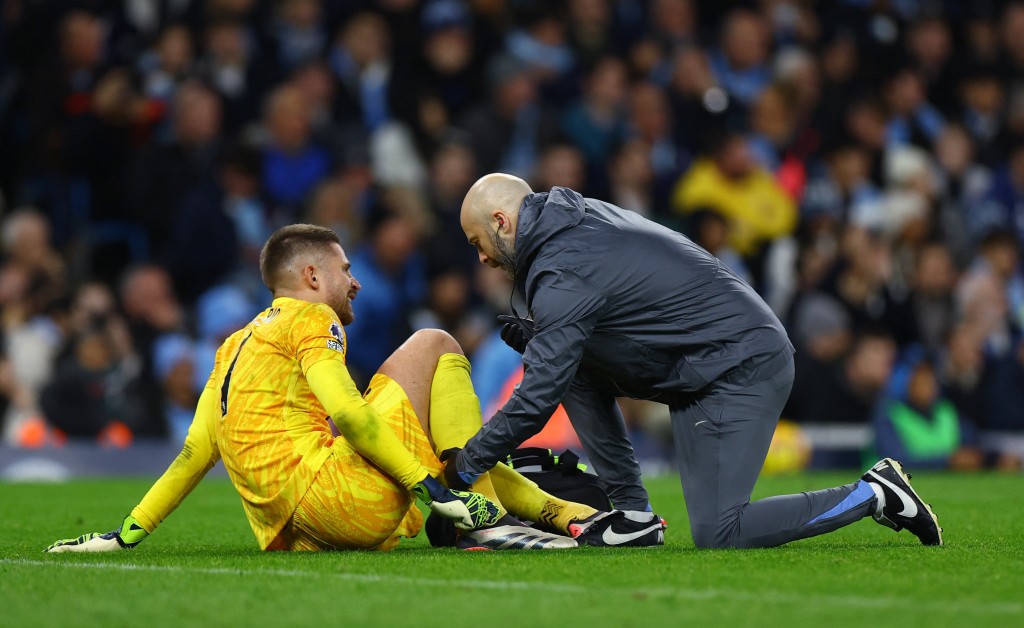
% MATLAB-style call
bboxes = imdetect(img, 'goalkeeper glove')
[45,514,148,553]
[411,475,500,530]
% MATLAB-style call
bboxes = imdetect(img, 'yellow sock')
[429,353,505,517]
[489,462,599,534]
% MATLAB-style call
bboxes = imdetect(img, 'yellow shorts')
[281,373,442,551]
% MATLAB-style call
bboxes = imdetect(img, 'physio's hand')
[45,514,148,553]
[439,447,478,492]
[497,314,535,354]
[412,475,500,531]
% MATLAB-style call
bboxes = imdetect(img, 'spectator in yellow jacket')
[672,132,797,260]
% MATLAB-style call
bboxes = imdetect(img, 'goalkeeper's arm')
[45,385,222,553]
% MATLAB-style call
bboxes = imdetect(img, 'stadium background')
[0,0,1023,475]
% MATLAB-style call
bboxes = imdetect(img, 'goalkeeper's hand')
[411,475,500,531]
[45,514,148,553]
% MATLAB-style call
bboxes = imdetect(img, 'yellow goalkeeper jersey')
[130,296,429,549]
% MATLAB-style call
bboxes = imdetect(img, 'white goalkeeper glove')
[45,514,149,553]
[411,475,500,531]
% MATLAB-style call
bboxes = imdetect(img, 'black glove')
[440,447,477,491]
[497,314,535,354]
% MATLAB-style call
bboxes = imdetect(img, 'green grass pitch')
[2,472,1022,627]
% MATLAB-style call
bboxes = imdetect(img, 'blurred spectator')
[0,348,37,445]
[708,9,771,109]
[957,65,1005,166]
[504,6,576,95]
[118,264,185,395]
[629,81,688,214]
[815,32,861,147]
[820,226,918,346]
[872,347,981,470]
[459,55,559,179]
[0,210,68,441]
[164,143,269,303]
[672,131,796,284]
[665,45,721,156]
[532,144,587,194]
[40,319,155,444]
[961,230,1024,333]
[152,333,198,444]
[265,0,326,77]
[345,206,427,384]
[801,141,882,228]
[932,124,992,264]
[904,16,956,116]
[329,11,394,134]
[910,242,958,355]
[409,265,486,355]
[939,323,986,425]
[845,97,889,162]
[608,138,655,217]
[304,177,366,252]
[1,208,65,293]
[788,327,897,425]
[138,24,195,139]
[258,84,330,212]
[964,9,1000,67]
[785,292,851,422]
[17,10,108,188]
[882,65,946,149]
[197,18,266,132]
[422,140,479,274]
[747,83,800,173]
[561,56,629,176]
[648,0,697,51]
[972,140,1024,244]
[566,0,615,67]
[124,81,223,258]
[289,61,349,159]
[392,0,481,153]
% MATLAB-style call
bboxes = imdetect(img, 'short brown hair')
[259,224,340,292]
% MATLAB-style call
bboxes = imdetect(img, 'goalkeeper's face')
[321,244,361,325]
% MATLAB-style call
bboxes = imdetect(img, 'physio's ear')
[494,211,511,235]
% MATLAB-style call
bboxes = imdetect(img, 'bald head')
[461,173,532,230]
[460,173,533,272]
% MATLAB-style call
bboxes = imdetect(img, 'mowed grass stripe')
[5,557,1021,616]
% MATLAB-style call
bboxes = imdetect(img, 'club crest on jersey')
[327,321,345,353]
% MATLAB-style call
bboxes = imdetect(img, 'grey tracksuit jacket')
[459,187,794,479]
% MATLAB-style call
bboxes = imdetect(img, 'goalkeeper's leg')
[418,336,598,534]
[377,330,507,516]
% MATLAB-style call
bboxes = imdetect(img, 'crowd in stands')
[1,0,1023,471]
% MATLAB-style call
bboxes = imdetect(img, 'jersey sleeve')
[291,302,349,373]
[130,383,222,533]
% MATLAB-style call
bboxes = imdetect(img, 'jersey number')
[220,332,252,417]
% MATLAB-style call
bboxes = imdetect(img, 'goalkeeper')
[47,224,595,552]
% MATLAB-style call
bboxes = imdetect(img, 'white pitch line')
[2,558,1021,616]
